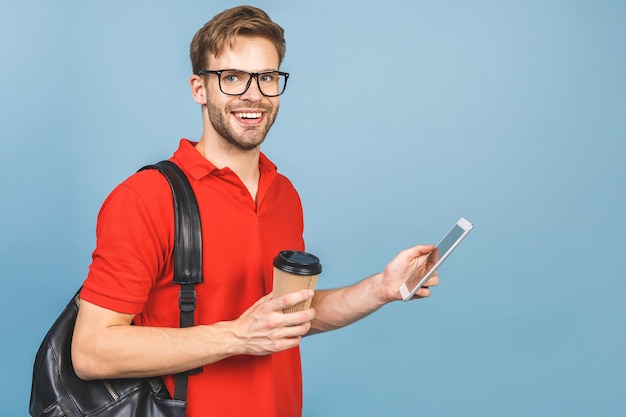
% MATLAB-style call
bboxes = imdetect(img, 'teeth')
[236,112,262,119]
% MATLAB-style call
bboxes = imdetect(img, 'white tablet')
[399,217,473,301]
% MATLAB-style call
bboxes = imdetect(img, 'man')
[72,5,439,417]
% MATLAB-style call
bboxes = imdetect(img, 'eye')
[259,72,278,83]
[221,71,245,84]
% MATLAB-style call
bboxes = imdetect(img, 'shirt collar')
[172,139,278,180]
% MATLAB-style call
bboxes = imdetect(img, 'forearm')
[307,244,440,334]
[309,272,390,334]
[72,320,239,380]
[72,292,314,380]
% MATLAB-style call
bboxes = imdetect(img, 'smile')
[234,112,263,119]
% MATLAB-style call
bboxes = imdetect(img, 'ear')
[190,74,207,105]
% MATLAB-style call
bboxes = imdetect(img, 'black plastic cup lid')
[273,250,322,276]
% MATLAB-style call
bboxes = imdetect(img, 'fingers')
[236,290,316,356]
[250,306,313,353]
[268,290,316,328]
[268,316,312,340]
[413,274,440,299]
[425,274,440,288]
[270,289,314,312]
[404,243,435,258]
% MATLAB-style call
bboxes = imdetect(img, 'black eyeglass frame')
[196,69,290,97]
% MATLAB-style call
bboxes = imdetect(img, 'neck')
[195,135,261,201]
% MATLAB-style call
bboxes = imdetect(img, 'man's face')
[204,36,281,151]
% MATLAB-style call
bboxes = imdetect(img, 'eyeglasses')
[196,69,289,97]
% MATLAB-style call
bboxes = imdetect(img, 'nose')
[239,75,263,101]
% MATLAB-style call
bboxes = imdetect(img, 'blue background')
[2,1,625,416]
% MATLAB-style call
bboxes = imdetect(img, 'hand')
[378,244,441,302]
[232,290,315,356]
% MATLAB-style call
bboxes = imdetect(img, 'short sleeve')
[80,169,174,314]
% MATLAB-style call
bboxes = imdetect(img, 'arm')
[308,244,439,334]
[71,289,315,380]
[72,173,317,380]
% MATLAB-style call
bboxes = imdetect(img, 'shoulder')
[276,172,302,201]
[274,171,297,190]
[117,167,173,204]
[96,167,175,237]
[102,167,172,210]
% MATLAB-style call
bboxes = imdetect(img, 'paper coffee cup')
[272,250,322,313]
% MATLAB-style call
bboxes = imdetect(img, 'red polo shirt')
[81,139,306,417]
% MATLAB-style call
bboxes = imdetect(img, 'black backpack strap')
[139,160,204,402]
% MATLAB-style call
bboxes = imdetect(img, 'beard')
[206,98,279,152]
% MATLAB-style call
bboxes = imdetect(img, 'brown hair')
[190,5,286,74]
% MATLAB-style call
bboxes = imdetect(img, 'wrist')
[199,321,242,361]
[368,272,394,305]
